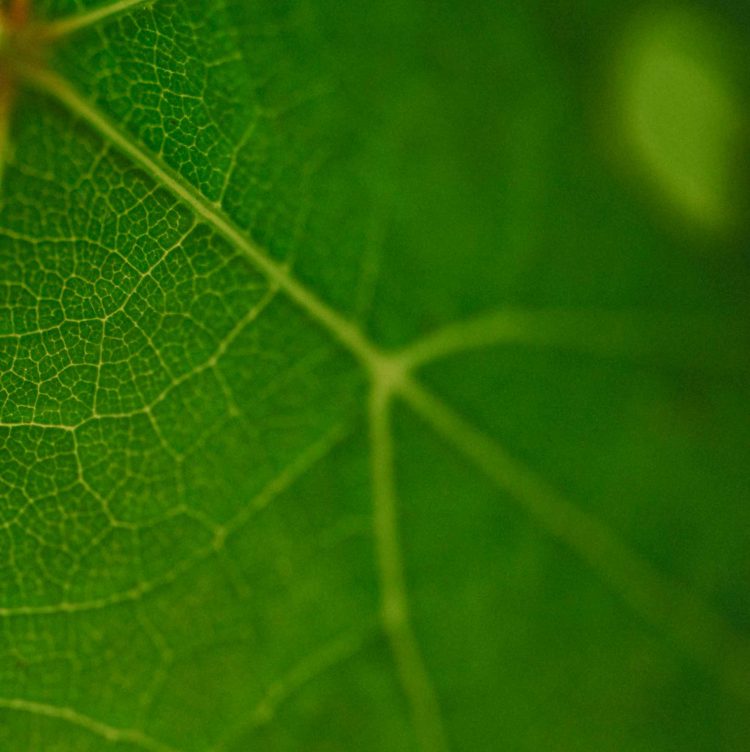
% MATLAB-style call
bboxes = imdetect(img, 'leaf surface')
[1,1,750,750]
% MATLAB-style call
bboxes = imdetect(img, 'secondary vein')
[369,383,449,752]
[396,374,750,706]
[398,308,750,373]
[41,0,156,39]
[211,630,371,752]
[0,697,180,752]
[0,423,348,618]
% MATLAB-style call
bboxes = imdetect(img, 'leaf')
[1,1,749,750]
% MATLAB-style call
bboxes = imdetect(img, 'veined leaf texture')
[1,1,749,750]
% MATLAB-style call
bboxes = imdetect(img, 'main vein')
[15,34,750,737]
[22,66,383,375]
[20,62,448,749]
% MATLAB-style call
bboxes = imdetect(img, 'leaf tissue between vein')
[0,2,54,80]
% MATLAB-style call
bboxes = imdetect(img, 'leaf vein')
[0,697,180,752]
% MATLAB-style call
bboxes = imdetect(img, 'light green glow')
[622,10,743,228]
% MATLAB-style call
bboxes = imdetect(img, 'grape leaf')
[1,1,750,750]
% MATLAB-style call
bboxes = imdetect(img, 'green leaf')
[1,1,749,750]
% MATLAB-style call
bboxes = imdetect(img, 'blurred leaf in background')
[614,5,746,231]
[0,1,749,751]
